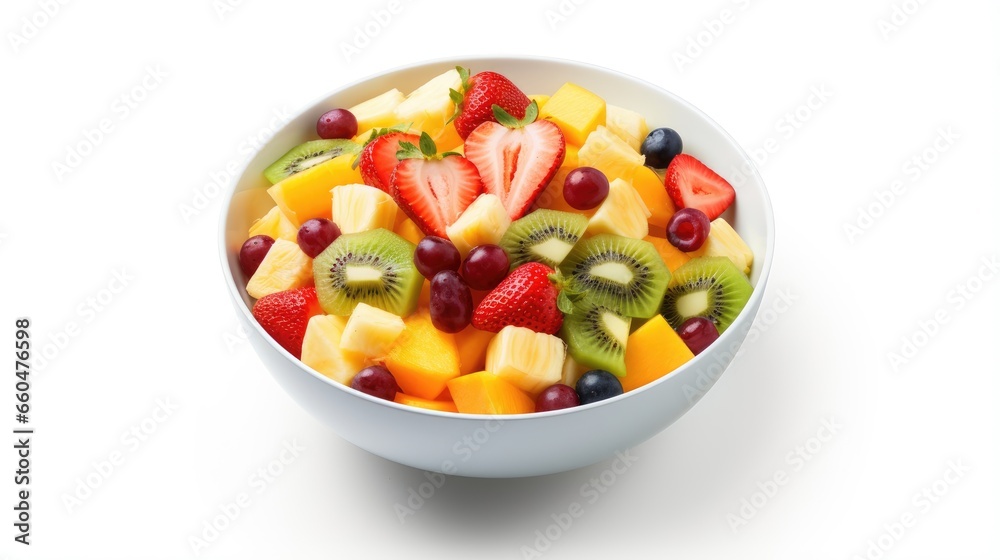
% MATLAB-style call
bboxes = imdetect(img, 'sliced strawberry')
[358,131,420,193]
[464,103,565,221]
[251,287,324,359]
[390,133,483,237]
[451,67,531,140]
[472,263,563,335]
[664,154,736,220]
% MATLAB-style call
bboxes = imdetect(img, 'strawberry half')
[464,102,565,221]
[664,154,736,220]
[251,287,324,359]
[450,67,531,140]
[472,262,563,335]
[390,132,483,237]
[357,130,420,193]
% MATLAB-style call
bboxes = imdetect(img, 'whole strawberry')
[251,287,324,358]
[472,262,563,335]
[450,67,531,140]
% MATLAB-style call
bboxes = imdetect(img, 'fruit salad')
[237,66,755,415]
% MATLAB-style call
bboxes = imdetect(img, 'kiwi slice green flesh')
[560,301,631,378]
[500,209,588,269]
[559,234,670,319]
[312,229,423,316]
[660,256,752,333]
[263,139,360,184]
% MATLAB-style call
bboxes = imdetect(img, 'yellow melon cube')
[248,206,298,242]
[385,311,461,400]
[245,239,313,299]
[267,153,363,226]
[621,315,693,392]
[631,165,676,229]
[349,88,406,132]
[539,83,606,146]
[301,315,367,385]
[447,372,535,415]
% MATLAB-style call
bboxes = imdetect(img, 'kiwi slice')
[500,209,588,269]
[560,301,631,377]
[312,229,423,316]
[559,234,670,319]
[660,256,752,333]
[263,139,360,184]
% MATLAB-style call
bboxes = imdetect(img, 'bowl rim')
[219,54,775,422]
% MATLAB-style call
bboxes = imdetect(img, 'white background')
[3,0,999,558]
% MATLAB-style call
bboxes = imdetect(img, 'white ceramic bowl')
[220,56,774,478]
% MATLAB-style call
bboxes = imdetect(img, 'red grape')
[239,235,275,276]
[677,316,719,355]
[297,218,342,258]
[666,207,711,252]
[316,108,358,140]
[429,270,473,333]
[414,236,461,278]
[350,365,398,401]
[536,384,580,412]
[461,244,509,291]
[563,167,610,210]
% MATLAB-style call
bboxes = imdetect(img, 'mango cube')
[447,372,535,415]
[385,311,461,400]
[267,153,363,226]
[631,165,676,229]
[621,315,694,392]
[539,83,606,146]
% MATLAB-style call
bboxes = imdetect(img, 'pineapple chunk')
[249,206,298,242]
[578,126,645,183]
[587,178,651,239]
[631,165,676,229]
[267,153,363,226]
[605,104,650,153]
[330,184,398,234]
[349,89,406,132]
[687,218,754,274]
[445,194,511,257]
[560,354,587,388]
[539,83,606,146]
[485,326,565,397]
[246,239,312,299]
[339,302,405,359]
[301,315,367,385]
[394,69,462,145]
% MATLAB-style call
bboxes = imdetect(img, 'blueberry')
[575,369,623,405]
[640,127,683,168]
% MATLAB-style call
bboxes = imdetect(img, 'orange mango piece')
[455,326,495,375]
[447,372,536,415]
[621,315,694,392]
[643,235,691,273]
[385,311,460,400]
[394,392,459,413]
[631,165,676,228]
[394,216,424,245]
[266,153,363,226]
